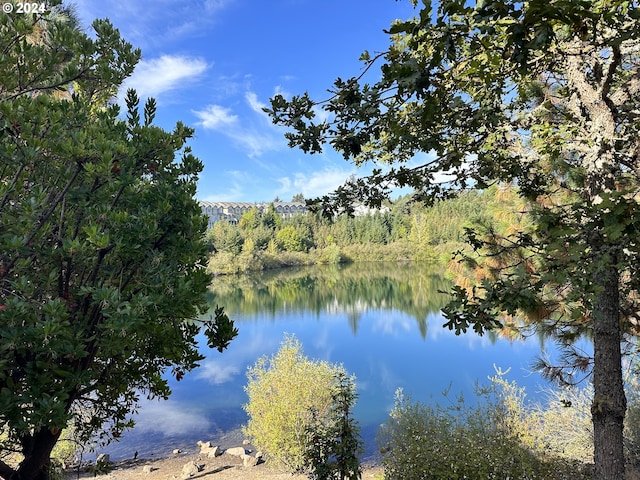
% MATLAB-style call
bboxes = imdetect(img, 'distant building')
[353,203,391,217]
[199,201,308,229]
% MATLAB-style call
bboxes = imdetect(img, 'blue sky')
[72,0,419,202]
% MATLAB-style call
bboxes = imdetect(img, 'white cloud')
[204,0,229,12]
[75,0,231,49]
[121,55,208,101]
[245,91,270,119]
[133,400,210,436]
[277,167,354,199]
[195,360,241,385]
[193,91,285,157]
[237,131,282,157]
[192,105,238,129]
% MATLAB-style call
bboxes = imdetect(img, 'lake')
[98,262,554,461]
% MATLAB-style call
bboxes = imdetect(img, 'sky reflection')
[99,264,556,461]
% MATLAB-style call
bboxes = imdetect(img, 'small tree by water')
[243,335,361,475]
[305,370,363,480]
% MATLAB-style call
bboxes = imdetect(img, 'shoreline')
[65,441,384,480]
[85,422,383,465]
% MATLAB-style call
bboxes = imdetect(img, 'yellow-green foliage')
[243,335,349,472]
[407,214,434,261]
[206,251,240,274]
[378,371,594,480]
[51,427,79,466]
[486,373,593,463]
[315,244,342,264]
[530,385,593,463]
[340,241,417,263]
[275,225,305,252]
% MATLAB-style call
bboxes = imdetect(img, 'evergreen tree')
[0,7,236,479]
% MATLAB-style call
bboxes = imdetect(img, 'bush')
[378,371,593,480]
[207,251,241,275]
[340,241,418,263]
[243,335,359,473]
[315,244,343,264]
[529,384,593,463]
[305,370,363,480]
[206,221,243,254]
[276,225,306,252]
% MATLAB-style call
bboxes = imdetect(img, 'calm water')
[99,262,552,460]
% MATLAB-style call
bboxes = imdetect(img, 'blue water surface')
[98,264,556,461]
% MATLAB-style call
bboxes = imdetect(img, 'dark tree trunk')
[8,427,61,480]
[591,263,626,480]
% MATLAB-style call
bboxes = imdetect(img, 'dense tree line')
[205,188,512,273]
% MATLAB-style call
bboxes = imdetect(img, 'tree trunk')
[591,263,626,480]
[9,427,60,480]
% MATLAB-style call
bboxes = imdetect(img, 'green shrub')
[207,251,241,274]
[237,250,265,272]
[243,335,358,473]
[315,244,342,264]
[262,251,313,269]
[378,372,593,480]
[275,225,306,252]
[340,241,418,263]
[206,221,243,254]
[305,371,363,480]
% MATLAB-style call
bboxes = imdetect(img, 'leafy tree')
[332,215,356,246]
[266,1,640,478]
[287,215,315,250]
[243,336,357,473]
[276,225,305,252]
[247,224,273,250]
[408,214,435,261]
[353,213,389,244]
[238,206,261,231]
[207,220,243,254]
[262,203,283,230]
[292,193,305,203]
[0,7,237,480]
[305,371,362,480]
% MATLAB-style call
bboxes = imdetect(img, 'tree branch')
[5,162,84,275]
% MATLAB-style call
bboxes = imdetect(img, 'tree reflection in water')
[207,262,456,340]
